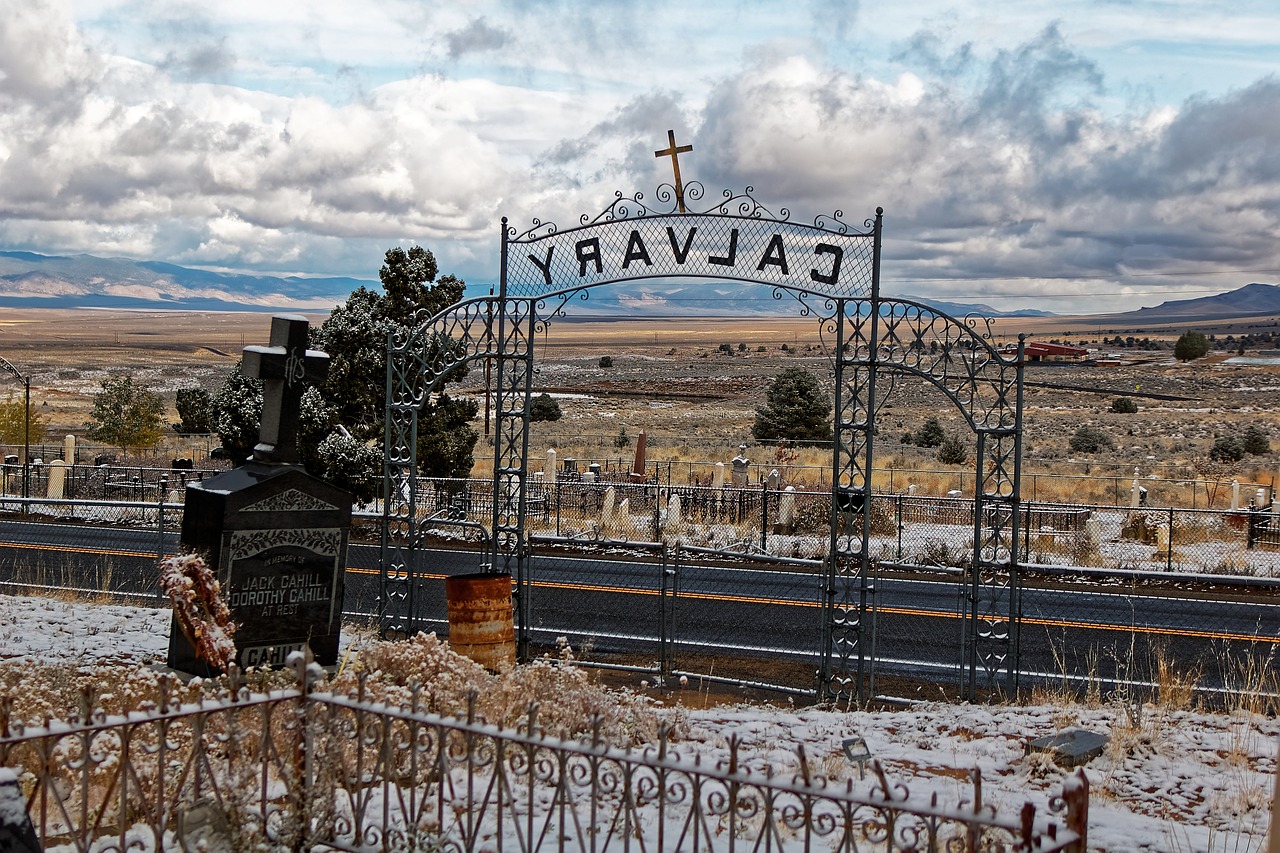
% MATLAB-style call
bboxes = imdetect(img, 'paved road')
[1,518,1277,690]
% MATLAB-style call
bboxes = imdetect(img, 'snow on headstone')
[0,768,40,853]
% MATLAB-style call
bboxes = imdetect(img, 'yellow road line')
[9,543,1274,644]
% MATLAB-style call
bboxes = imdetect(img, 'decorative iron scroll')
[504,186,877,301]
[0,673,1092,853]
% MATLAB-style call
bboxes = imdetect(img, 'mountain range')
[1095,281,1280,323]
[1,250,1277,322]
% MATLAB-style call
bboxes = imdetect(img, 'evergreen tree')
[1242,425,1270,456]
[936,433,967,465]
[752,367,833,444]
[911,416,946,447]
[1173,330,1209,362]
[1069,425,1114,454]
[1209,435,1246,463]
[211,364,262,463]
[529,393,562,422]
[173,387,213,434]
[211,245,475,498]
[86,375,165,456]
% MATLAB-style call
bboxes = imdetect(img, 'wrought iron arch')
[381,185,1025,702]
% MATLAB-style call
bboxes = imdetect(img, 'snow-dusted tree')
[211,245,475,498]
[211,363,262,464]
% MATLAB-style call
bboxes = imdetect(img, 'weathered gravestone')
[167,314,352,676]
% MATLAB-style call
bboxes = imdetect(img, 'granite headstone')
[167,314,352,676]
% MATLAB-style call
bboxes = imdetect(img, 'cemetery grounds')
[1,308,1279,850]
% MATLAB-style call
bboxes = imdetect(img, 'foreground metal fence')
[0,663,1089,852]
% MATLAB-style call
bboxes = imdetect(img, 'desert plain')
[3,306,1280,505]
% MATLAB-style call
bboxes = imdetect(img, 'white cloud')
[2,1,1279,313]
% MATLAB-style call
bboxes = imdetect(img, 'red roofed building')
[999,341,1090,363]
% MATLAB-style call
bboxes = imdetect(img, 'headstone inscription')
[167,315,352,676]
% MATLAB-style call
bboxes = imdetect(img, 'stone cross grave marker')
[241,314,329,465]
[167,314,351,676]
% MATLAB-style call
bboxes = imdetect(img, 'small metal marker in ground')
[842,735,872,779]
[1026,729,1109,768]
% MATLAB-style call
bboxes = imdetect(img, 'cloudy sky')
[2,0,1279,314]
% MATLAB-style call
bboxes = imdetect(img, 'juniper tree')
[752,367,832,444]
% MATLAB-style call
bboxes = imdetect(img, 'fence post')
[895,494,903,559]
[1064,769,1090,852]
[1268,733,1279,853]
[659,544,675,678]
[760,483,769,552]
[157,475,168,602]
[653,490,661,543]
[1167,506,1175,572]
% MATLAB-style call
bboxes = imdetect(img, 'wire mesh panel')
[524,540,667,667]
[668,553,825,694]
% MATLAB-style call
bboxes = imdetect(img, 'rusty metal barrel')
[444,572,515,671]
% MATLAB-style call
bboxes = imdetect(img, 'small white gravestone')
[667,493,683,536]
[616,497,630,536]
[1155,523,1170,556]
[46,459,67,499]
[767,469,781,490]
[1130,468,1141,508]
[714,461,725,489]
[601,487,616,533]
[63,434,76,466]
[779,486,797,532]
[546,448,557,486]
[582,470,595,484]
[907,484,917,496]
[1231,479,1240,511]
[730,445,750,488]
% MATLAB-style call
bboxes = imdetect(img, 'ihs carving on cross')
[654,129,694,213]
[241,314,329,465]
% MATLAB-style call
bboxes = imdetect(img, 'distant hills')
[0,250,1058,319]
[1097,282,1280,324]
[4,250,1276,323]
[0,251,371,312]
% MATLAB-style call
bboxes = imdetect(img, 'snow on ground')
[0,593,1276,852]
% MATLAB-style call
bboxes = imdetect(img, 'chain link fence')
[1,471,1275,706]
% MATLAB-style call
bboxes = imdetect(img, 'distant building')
[999,341,1090,363]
